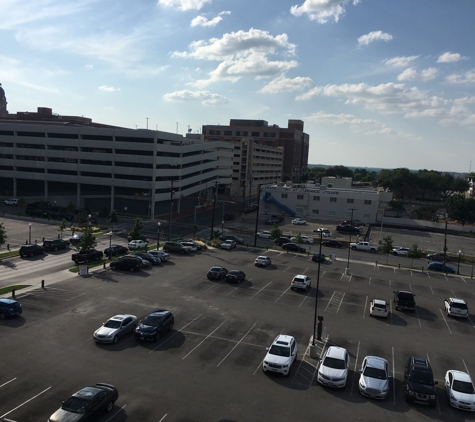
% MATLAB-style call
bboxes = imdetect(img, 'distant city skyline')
[0,1,474,173]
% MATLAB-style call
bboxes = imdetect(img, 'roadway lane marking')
[350,341,360,396]
[274,287,291,303]
[439,309,452,334]
[182,319,228,360]
[104,404,127,422]
[0,378,16,388]
[226,279,251,296]
[149,314,202,354]
[217,323,256,367]
[0,386,51,418]
[249,281,272,299]
[363,296,368,318]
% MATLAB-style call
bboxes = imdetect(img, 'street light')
[157,222,161,250]
[28,223,31,244]
[108,231,112,260]
[443,213,448,273]
[210,180,218,240]
[457,249,463,275]
[221,220,224,236]
[312,231,324,345]
[346,208,356,275]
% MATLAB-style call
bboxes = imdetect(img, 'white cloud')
[357,31,393,46]
[258,74,313,94]
[437,52,469,63]
[162,89,228,106]
[305,111,413,137]
[99,86,120,92]
[383,56,419,67]
[158,0,213,11]
[445,69,475,85]
[290,0,360,24]
[190,11,230,27]
[397,67,438,82]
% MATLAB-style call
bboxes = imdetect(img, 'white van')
[4,198,18,206]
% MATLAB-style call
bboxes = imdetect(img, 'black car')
[274,237,291,247]
[48,383,119,422]
[207,266,228,280]
[226,270,246,283]
[282,243,306,253]
[312,253,326,263]
[404,357,437,407]
[135,310,174,341]
[336,225,361,234]
[42,239,70,252]
[134,252,161,265]
[104,244,128,257]
[265,217,281,225]
[19,244,45,257]
[69,233,84,245]
[0,298,22,319]
[321,240,343,248]
[394,290,416,312]
[110,256,142,272]
[220,234,244,244]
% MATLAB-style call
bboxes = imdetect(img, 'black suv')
[134,310,174,341]
[274,237,291,247]
[394,290,416,312]
[42,239,70,252]
[322,240,343,248]
[404,357,437,407]
[336,225,361,234]
[19,244,45,258]
[110,255,142,272]
[207,266,228,280]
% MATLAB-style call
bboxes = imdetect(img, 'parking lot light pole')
[457,249,462,274]
[157,222,161,250]
[345,208,356,275]
[169,181,174,241]
[312,231,324,345]
[108,231,112,260]
[253,184,262,247]
[443,213,448,272]
[210,180,218,240]
[28,223,31,244]
[221,220,224,236]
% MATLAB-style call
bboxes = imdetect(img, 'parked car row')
[109,251,171,272]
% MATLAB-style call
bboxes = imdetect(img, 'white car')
[221,240,237,250]
[445,370,475,411]
[392,247,409,256]
[93,314,138,344]
[317,346,350,388]
[128,240,148,250]
[257,231,272,239]
[315,228,332,237]
[255,256,272,267]
[291,274,311,291]
[180,241,197,251]
[292,218,307,225]
[290,236,314,244]
[369,299,389,318]
[262,334,298,376]
[4,198,18,206]
[358,356,391,399]
[444,298,469,318]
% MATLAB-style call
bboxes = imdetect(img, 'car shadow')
[262,359,313,391]
[134,330,187,352]
[227,280,253,289]
[0,315,26,328]
[415,306,438,321]
[390,312,408,327]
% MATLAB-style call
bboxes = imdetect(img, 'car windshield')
[228,271,239,276]
[409,372,433,385]
[210,267,222,272]
[104,320,121,329]
[143,316,162,326]
[453,380,475,394]
[363,366,387,380]
[62,397,89,413]
[269,345,290,357]
[323,357,346,369]
[398,293,414,301]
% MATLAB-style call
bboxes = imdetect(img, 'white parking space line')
[291,341,321,387]
[104,404,127,422]
[0,378,16,389]
[181,330,266,348]
[368,277,371,286]
[450,289,456,297]
[463,359,471,376]
[439,309,452,334]
[149,314,202,354]
[217,323,256,367]
[350,341,360,396]
[274,287,291,303]
[298,289,312,308]
[302,267,309,274]
[392,346,396,406]
[414,307,422,329]
[158,414,167,422]
[0,386,51,419]
[203,280,226,292]
[363,296,368,318]
[430,286,435,295]
[283,265,292,272]
[390,300,393,325]
[249,281,272,299]
[324,291,345,314]
[253,327,285,375]
[226,279,251,296]
[182,319,228,360]
[388,280,391,288]
[461,277,467,283]
[467,315,475,328]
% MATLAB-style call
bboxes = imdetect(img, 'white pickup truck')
[350,241,379,253]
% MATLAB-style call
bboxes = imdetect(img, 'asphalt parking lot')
[2,244,475,421]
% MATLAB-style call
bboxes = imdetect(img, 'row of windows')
[282,193,372,205]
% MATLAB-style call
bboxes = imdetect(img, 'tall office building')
[0,84,8,117]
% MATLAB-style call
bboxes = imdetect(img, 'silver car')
[358,356,391,399]
[93,314,138,344]
[148,250,171,262]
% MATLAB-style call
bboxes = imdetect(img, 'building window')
[281,193,288,199]
[297,195,304,200]
[251,132,260,137]
[329,211,336,216]
[296,208,303,214]
[363,214,370,219]
[330,197,337,202]
[313,196,320,201]
[224,130,232,136]
[312,209,319,215]
[364,200,372,205]
[347,198,354,203]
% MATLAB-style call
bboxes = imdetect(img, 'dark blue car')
[134,310,174,341]
[0,298,22,319]
[428,262,456,273]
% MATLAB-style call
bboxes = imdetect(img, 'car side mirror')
[266,347,269,351]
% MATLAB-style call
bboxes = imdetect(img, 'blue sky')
[1,0,474,173]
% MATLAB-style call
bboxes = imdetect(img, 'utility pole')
[253,184,262,247]
[210,180,218,240]
[168,180,175,241]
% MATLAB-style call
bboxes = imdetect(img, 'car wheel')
[154,332,160,342]
[106,401,114,412]
[113,336,118,344]
[131,324,136,333]
[0,313,5,320]
[129,267,135,272]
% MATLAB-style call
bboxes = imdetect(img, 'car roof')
[449,298,467,304]
[74,386,104,399]
[0,298,17,304]
[451,370,473,383]
[326,346,347,359]
[110,314,134,321]
[364,356,388,369]
[294,274,307,278]
[149,310,170,317]
[273,334,294,346]
[395,289,413,295]
[210,266,224,270]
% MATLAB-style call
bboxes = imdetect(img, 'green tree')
[415,205,437,221]
[389,199,405,210]
[129,218,144,240]
[58,218,67,239]
[406,244,423,267]
[76,226,95,252]
[270,225,283,240]
[17,197,26,208]
[108,209,118,231]
[307,166,327,183]
[294,233,304,245]
[213,229,221,239]
[445,194,475,226]
[0,222,7,247]
[325,165,353,178]
[78,212,88,226]
[381,235,394,263]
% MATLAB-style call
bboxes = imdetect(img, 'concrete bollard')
[399,263,401,269]
[103,262,106,269]
[11,289,15,299]
[41,279,45,288]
